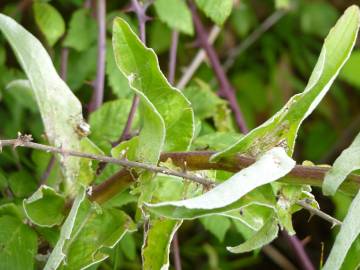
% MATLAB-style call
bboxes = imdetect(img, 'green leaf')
[119,233,137,261]
[146,147,295,218]
[0,13,89,195]
[0,216,38,270]
[33,2,65,46]
[89,100,136,151]
[8,171,37,198]
[6,79,37,113]
[275,0,290,9]
[223,204,274,232]
[45,188,86,270]
[183,80,234,132]
[106,41,132,98]
[154,0,193,35]
[323,191,360,270]
[142,219,182,270]
[58,201,136,269]
[212,6,360,161]
[63,9,97,51]
[323,132,360,195]
[67,45,97,91]
[340,50,360,89]
[112,18,194,160]
[200,215,231,242]
[0,203,24,221]
[192,132,242,151]
[78,138,104,186]
[45,187,136,270]
[300,2,339,38]
[23,185,66,227]
[340,237,360,270]
[227,216,279,253]
[195,0,233,26]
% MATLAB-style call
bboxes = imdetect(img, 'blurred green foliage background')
[0,0,360,269]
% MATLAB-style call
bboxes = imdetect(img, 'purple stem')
[188,1,248,133]
[168,30,182,270]
[172,233,182,270]
[88,0,106,113]
[60,47,69,82]
[119,0,150,141]
[168,31,179,84]
[282,231,315,270]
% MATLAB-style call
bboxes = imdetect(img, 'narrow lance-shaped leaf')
[212,5,360,161]
[321,130,360,269]
[227,216,279,253]
[112,18,194,156]
[323,191,360,270]
[146,147,295,218]
[0,14,89,194]
[45,188,86,270]
[142,219,182,270]
[323,132,360,195]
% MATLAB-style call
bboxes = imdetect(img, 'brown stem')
[188,0,248,133]
[0,138,216,187]
[2,137,360,200]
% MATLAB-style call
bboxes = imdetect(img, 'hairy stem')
[188,0,248,133]
[88,0,106,113]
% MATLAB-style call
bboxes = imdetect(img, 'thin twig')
[223,9,288,72]
[297,199,342,227]
[262,245,298,270]
[282,231,315,270]
[119,0,151,142]
[168,31,179,84]
[188,0,248,133]
[88,0,106,113]
[60,47,69,82]
[2,137,360,196]
[40,156,56,186]
[0,137,216,187]
[176,26,220,89]
[172,233,182,270]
